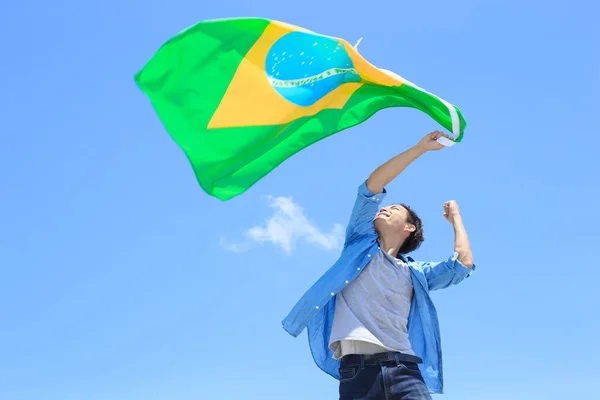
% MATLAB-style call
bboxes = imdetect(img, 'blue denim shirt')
[282,181,475,394]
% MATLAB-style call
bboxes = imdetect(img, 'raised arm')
[345,131,450,244]
[366,131,449,194]
[444,201,474,268]
[418,204,475,291]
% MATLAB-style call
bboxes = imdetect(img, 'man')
[282,131,475,399]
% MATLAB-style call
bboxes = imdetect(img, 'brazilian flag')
[135,17,466,200]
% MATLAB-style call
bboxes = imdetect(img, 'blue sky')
[1,1,599,399]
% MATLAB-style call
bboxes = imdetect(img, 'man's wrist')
[451,214,464,226]
[411,145,428,156]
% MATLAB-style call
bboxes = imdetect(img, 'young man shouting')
[283,131,475,399]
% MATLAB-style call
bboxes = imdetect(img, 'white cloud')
[220,196,344,255]
[218,237,252,254]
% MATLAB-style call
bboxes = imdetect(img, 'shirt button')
[345,280,349,284]
[357,267,360,271]
[331,292,335,296]
[315,306,320,310]
[367,254,371,258]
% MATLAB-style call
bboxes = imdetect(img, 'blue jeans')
[338,357,433,400]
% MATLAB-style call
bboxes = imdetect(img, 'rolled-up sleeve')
[421,252,476,291]
[344,180,386,244]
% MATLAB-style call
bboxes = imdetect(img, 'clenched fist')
[443,200,461,224]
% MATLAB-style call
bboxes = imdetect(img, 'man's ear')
[405,224,416,233]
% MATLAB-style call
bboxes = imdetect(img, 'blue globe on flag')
[265,32,362,107]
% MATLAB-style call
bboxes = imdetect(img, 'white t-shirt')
[329,250,415,359]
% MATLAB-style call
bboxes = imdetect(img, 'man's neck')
[378,234,406,258]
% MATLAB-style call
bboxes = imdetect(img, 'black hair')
[398,204,424,255]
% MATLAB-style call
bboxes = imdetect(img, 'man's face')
[374,205,414,233]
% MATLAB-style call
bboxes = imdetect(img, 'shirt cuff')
[358,180,387,202]
[450,251,476,279]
